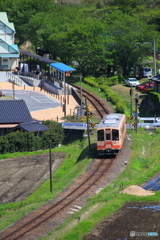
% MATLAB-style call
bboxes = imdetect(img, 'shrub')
[0,121,64,153]
[116,102,125,113]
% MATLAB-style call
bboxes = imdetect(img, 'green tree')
[1,0,52,44]
[103,11,158,76]
[42,120,64,148]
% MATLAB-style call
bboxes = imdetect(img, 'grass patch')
[39,129,160,240]
[0,137,95,231]
[0,95,14,100]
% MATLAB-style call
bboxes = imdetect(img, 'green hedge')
[83,76,125,113]
[150,92,160,107]
[0,121,64,153]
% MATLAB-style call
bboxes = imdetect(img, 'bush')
[0,121,64,153]
[42,120,64,148]
[116,102,125,113]
[83,76,126,113]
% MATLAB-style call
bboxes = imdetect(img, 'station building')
[0,12,19,71]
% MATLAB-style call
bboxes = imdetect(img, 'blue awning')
[50,62,76,73]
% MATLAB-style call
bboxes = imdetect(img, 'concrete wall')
[20,76,41,87]
[44,81,63,95]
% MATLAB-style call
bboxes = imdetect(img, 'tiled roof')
[0,100,33,123]
[15,121,49,132]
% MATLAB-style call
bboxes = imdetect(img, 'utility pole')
[85,98,91,151]
[135,94,139,133]
[130,86,133,116]
[49,140,52,193]
[154,38,156,76]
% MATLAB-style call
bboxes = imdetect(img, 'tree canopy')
[1,0,160,77]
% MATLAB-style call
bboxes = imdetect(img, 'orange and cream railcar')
[97,113,126,155]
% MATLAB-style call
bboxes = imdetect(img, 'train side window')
[112,129,119,140]
[106,134,110,140]
[97,130,104,141]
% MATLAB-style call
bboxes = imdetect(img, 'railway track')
[0,158,114,240]
[70,83,111,118]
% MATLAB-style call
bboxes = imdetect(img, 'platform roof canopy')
[20,50,55,64]
[50,62,76,73]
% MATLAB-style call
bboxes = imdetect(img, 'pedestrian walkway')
[0,71,30,87]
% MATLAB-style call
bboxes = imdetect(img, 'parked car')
[137,82,154,91]
[125,78,140,87]
[143,84,154,93]
[136,83,146,91]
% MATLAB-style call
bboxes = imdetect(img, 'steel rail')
[0,158,113,240]
[70,83,109,118]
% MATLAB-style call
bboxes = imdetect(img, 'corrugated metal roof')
[20,50,56,64]
[0,100,33,123]
[14,121,49,132]
[50,63,76,72]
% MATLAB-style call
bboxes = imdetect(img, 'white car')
[125,78,140,87]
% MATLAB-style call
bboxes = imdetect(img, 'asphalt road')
[1,89,60,112]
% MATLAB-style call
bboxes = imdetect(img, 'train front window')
[112,129,119,140]
[97,130,104,141]
[106,134,110,140]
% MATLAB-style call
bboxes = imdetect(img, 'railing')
[6,71,23,86]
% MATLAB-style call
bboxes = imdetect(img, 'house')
[0,12,19,70]
[0,99,49,135]
[152,74,160,93]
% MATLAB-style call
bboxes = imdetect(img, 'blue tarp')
[142,176,160,191]
[50,62,76,73]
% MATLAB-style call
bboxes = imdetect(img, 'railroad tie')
[73,205,82,210]
[67,211,74,214]
[70,208,79,212]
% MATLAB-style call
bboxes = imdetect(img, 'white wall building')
[0,12,19,70]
